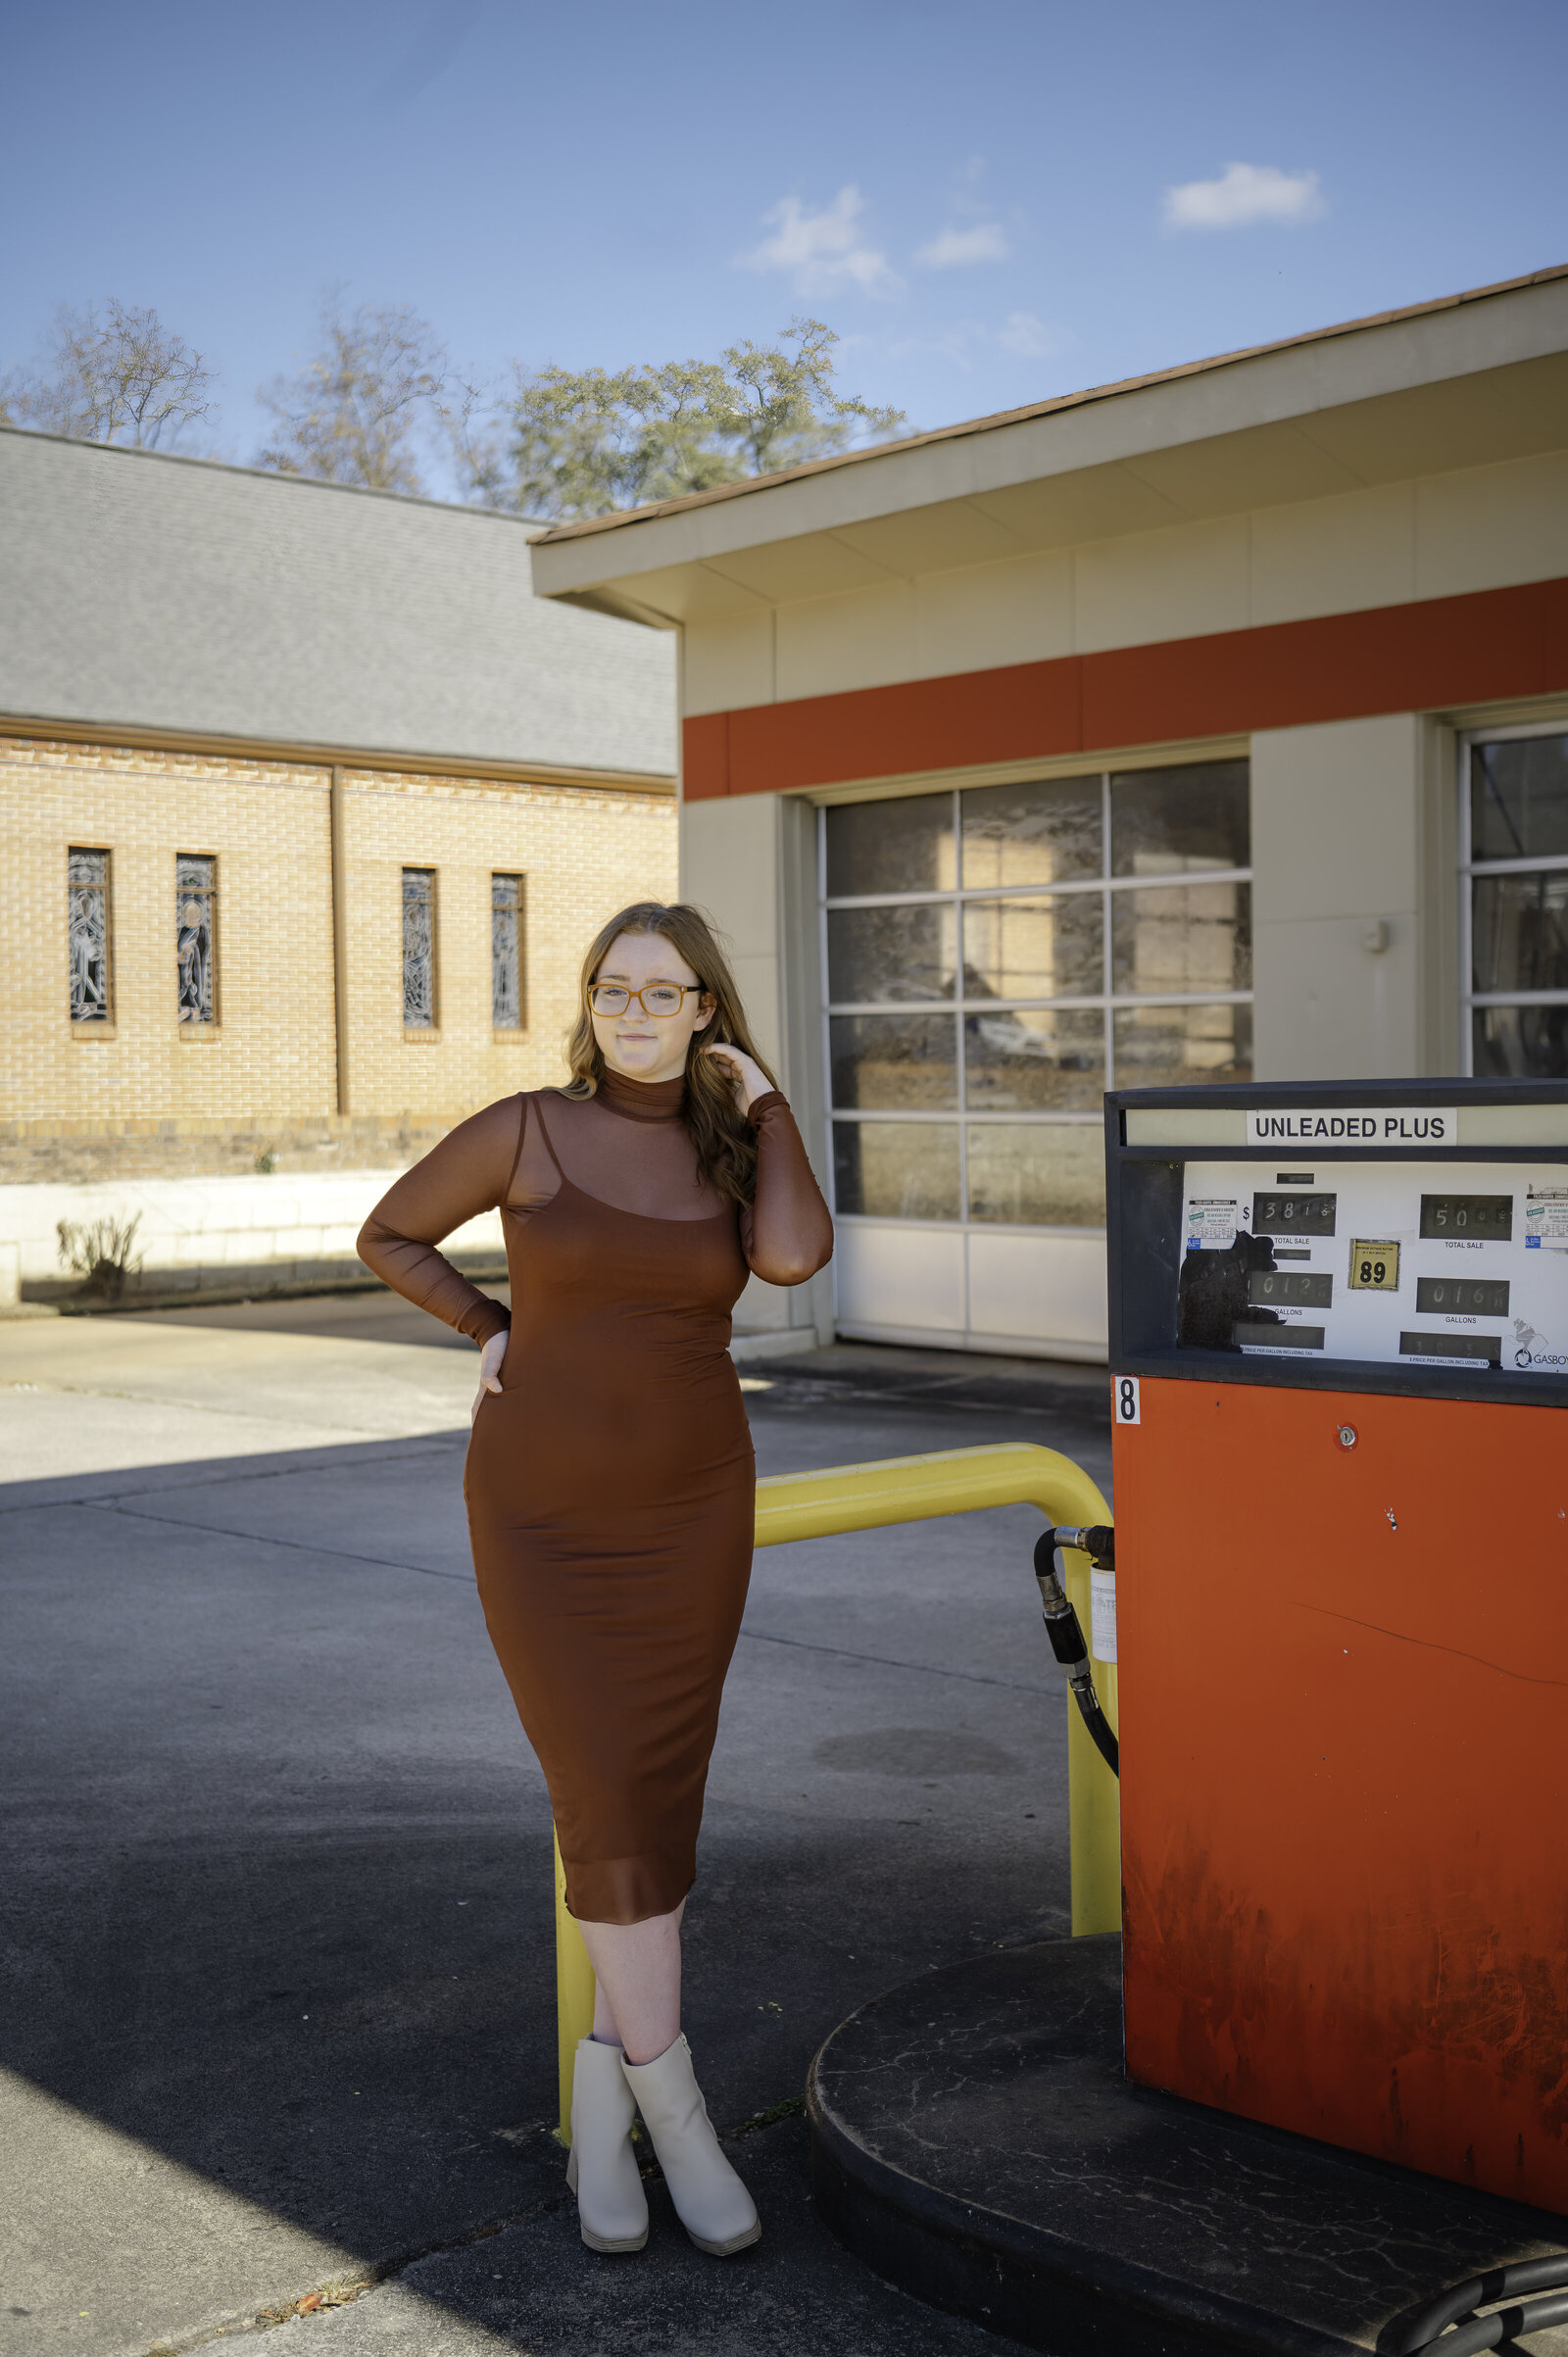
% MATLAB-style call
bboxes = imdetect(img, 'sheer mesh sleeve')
[740,1093,834,1285]
[356,1097,520,1347]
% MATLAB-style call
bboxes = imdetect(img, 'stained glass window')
[492,873,524,1029]
[403,868,436,1028]
[68,849,112,1024]
[175,854,217,1024]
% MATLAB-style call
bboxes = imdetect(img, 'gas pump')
[1104,1077,1568,2217]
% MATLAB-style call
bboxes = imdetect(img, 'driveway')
[0,1297,1110,2357]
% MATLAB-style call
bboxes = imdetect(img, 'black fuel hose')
[1033,1528,1119,1777]
[1396,2257,1568,2355]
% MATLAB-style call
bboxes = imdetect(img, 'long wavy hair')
[562,902,779,1206]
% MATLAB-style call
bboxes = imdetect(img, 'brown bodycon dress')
[357,1070,833,1925]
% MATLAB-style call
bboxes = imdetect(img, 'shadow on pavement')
[2,1358,1108,2352]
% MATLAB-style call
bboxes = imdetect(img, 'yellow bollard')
[555,1826,597,2144]
[752,1440,1107,1552]
[554,1440,1117,2135]
[1058,1540,1120,1938]
[754,1444,1118,1938]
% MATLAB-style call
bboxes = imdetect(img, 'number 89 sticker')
[1113,1375,1141,1425]
[1348,1240,1400,1292]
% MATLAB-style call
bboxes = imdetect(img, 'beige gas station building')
[532,266,1568,1364]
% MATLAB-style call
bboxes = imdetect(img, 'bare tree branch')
[3,301,217,449]
[432,372,511,508]
[256,295,447,492]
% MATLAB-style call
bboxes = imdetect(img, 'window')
[492,872,524,1029]
[175,854,218,1025]
[821,761,1251,1228]
[1462,727,1568,1078]
[68,848,113,1024]
[402,867,437,1029]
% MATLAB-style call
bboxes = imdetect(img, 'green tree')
[2,300,217,450]
[257,296,447,493]
[492,357,736,519]
[480,319,905,520]
[710,317,904,474]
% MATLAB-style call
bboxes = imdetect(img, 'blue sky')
[4,0,1565,495]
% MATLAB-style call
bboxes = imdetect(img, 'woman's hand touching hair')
[696,1043,772,1116]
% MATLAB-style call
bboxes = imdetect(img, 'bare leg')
[578,1898,686,2064]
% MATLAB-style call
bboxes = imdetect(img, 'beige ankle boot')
[619,2034,760,2256]
[565,2036,649,2253]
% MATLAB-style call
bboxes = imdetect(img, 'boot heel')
[567,2038,649,2254]
[619,2034,760,2259]
[580,2220,649,2254]
[686,2220,762,2257]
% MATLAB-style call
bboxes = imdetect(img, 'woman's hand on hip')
[472,1329,507,1422]
[699,1043,772,1114]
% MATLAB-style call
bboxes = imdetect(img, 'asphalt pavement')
[0,1294,1110,2357]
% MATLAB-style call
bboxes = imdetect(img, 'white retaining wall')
[0,1169,503,1304]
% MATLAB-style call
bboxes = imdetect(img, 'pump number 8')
[1114,1376,1141,1425]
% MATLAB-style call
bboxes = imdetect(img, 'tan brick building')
[0,429,677,1301]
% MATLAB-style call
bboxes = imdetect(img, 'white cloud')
[1162,162,1325,231]
[886,327,983,368]
[741,186,901,297]
[997,311,1069,359]
[881,314,1075,373]
[915,221,1009,270]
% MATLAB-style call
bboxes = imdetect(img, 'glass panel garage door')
[821,761,1252,1356]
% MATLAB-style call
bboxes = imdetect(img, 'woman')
[357,901,833,2260]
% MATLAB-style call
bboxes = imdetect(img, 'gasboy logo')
[1513,1318,1568,1368]
[1246,1107,1457,1146]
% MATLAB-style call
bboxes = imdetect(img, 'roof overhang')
[530,270,1568,625]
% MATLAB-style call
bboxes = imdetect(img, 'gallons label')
[1091,1570,1117,1663]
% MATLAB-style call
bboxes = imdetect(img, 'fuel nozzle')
[1033,1525,1119,1776]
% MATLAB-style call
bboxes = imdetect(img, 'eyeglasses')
[588,982,704,1017]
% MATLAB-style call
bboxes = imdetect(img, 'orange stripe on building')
[682,575,1568,800]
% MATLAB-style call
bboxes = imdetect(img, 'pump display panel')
[1176,1161,1568,1372]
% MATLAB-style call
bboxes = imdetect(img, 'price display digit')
[1247,1269,1333,1308]
[1419,1194,1513,1242]
[1234,1320,1326,1350]
[1252,1192,1337,1237]
[1414,1276,1511,1317]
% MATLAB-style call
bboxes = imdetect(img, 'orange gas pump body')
[1113,1374,1568,2213]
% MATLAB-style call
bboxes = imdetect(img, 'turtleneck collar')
[595,1065,687,1123]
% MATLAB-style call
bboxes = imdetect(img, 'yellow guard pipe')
[554,1441,1115,2140]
